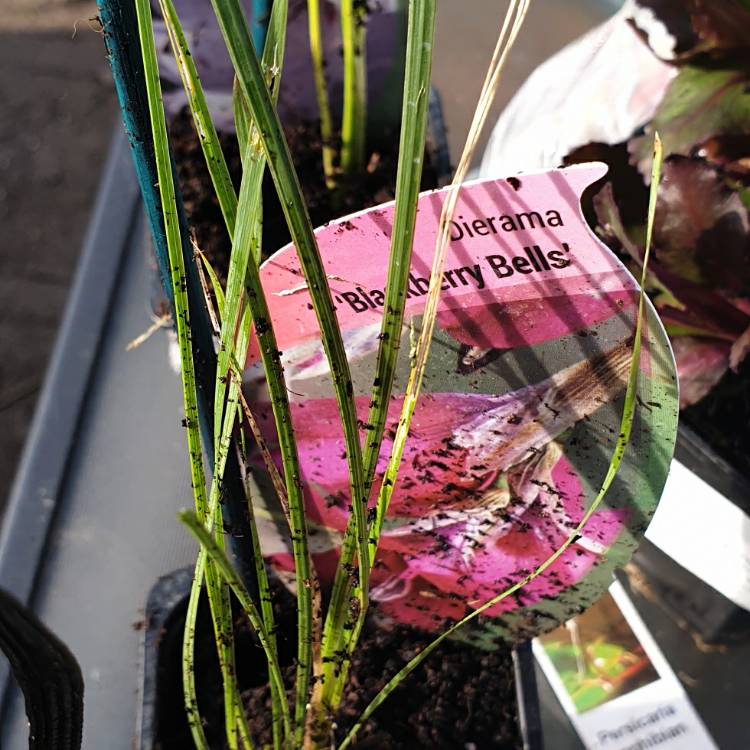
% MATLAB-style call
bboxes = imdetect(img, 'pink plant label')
[246,164,678,643]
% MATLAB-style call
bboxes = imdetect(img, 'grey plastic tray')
[0,129,200,748]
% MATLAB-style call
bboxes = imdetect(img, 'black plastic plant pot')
[136,568,544,750]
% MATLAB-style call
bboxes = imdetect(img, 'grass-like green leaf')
[239,464,282,750]
[239,245,318,743]
[180,509,292,741]
[232,77,250,171]
[212,0,288,466]
[188,4,324,741]
[157,0,238,234]
[234,371,291,524]
[209,0,371,671]
[184,548,254,750]
[132,0,251,746]
[201,254,286,750]
[339,131,665,750]
[366,0,531,573]
[203,2,321,739]
[340,0,367,174]
[307,0,336,187]
[195,243,226,325]
[317,0,438,711]
[361,4,435,493]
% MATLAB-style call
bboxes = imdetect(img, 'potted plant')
[94,0,678,747]
[155,0,441,290]
[481,0,750,460]
[479,0,750,646]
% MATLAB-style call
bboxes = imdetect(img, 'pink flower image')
[243,169,677,635]
[248,330,632,631]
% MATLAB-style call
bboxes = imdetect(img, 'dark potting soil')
[169,107,441,284]
[154,582,521,750]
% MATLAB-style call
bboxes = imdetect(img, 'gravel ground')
[0,0,614,514]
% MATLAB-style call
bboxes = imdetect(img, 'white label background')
[646,460,750,612]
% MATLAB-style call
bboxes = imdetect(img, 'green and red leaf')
[629,66,750,178]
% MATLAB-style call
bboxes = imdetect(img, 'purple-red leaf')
[653,157,750,294]
[650,262,750,337]
[592,173,750,404]
[688,0,750,54]
[730,322,750,371]
[593,182,644,264]
[670,336,730,407]
[593,176,750,339]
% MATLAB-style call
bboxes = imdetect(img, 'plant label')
[534,581,718,750]
[245,165,679,642]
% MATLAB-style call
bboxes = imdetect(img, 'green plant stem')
[132,1,251,746]
[212,0,284,511]
[234,371,291,523]
[234,361,327,750]
[334,0,530,733]
[361,0,435,517]
[362,0,531,589]
[213,0,288,461]
[184,548,254,750]
[222,146,321,748]
[240,465,283,750]
[327,0,530,712]
[339,130,665,750]
[201,255,285,750]
[211,7,322,732]
[158,0,289,743]
[340,0,367,174]
[318,0,436,712]
[175,0,315,741]
[209,0,371,692]
[157,0,237,231]
[240,247,316,744]
[307,0,337,187]
[233,76,250,166]
[181,510,293,741]
[196,246,227,320]
[210,320,257,750]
